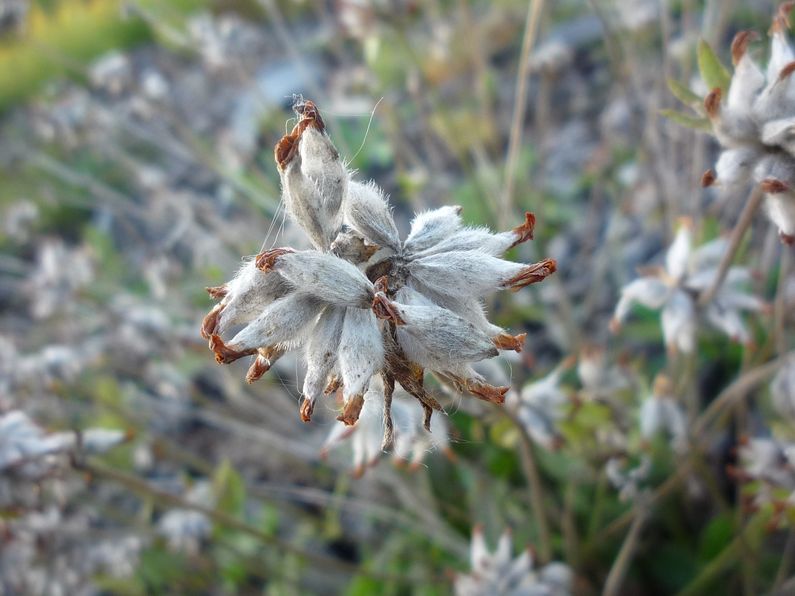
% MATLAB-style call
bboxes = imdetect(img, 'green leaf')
[697,39,731,93]
[698,513,734,561]
[667,78,702,109]
[212,460,246,519]
[659,109,712,132]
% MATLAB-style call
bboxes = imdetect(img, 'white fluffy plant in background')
[508,356,575,450]
[454,527,573,596]
[610,220,766,354]
[201,99,556,451]
[320,378,454,477]
[670,2,795,244]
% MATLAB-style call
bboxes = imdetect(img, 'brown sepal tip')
[731,31,758,65]
[255,247,294,272]
[299,398,314,423]
[778,61,795,82]
[505,258,557,291]
[761,178,790,194]
[373,275,390,295]
[772,1,795,34]
[205,284,228,300]
[781,231,795,246]
[274,99,326,170]
[704,88,722,118]
[701,169,717,188]
[372,293,405,325]
[324,376,342,395]
[493,332,527,353]
[510,212,536,246]
[209,334,256,364]
[246,356,272,384]
[337,395,365,426]
[200,304,224,340]
[467,380,510,404]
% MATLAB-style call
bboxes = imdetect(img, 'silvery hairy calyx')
[701,2,795,244]
[201,99,556,450]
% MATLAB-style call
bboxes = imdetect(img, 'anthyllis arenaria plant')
[668,2,795,244]
[454,527,573,596]
[610,221,765,353]
[201,99,556,448]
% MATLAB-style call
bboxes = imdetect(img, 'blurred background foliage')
[1,0,795,595]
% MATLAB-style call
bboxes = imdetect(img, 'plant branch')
[699,186,765,305]
[501,0,545,226]
[602,499,649,596]
[504,409,553,562]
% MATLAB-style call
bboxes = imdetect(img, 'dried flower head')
[638,374,687,451]
[701,3,795,244]
[455,527,573,596]
[202,99,556,449]
[509,357,574,450]
[733,437,795,523]
[606,454,651,502]
[611,222,766,353]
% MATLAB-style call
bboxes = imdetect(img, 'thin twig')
[699,186,765,305]
[774,248,791,355]
[501,0,545,227]
[602,500,649,596]
[76,458,443,585]
[504,409,553,562]
[692,354,791,435]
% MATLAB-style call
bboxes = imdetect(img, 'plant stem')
[75,458,441,585]
[698,186,765,306]
[675,512,769,596]
[602,500,648,596]
[692,353,791,435]
[505,410,553,562]
[501,0,545,227]
[774,248,791,355]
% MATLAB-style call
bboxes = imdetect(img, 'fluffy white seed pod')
[266,250,374,308]
[412,213,535,258]
[209,260,292,335]
[412,226,516,257]
[227,293,324,353]
[351,383,386,474]
[761,117,795,156]
[403,205,462,253]
[612,277,670,325]
[766,189,795,240]
[728,34,766,111]
[665,224,692,282]
[281,126,346,250]
[689,236,729,272]
[301,306,346,421]
[409,250,555,298]
[714,147,761,188]
[639,385,687,451]
[337,307,384,425]
[705,303,750,343]
[392,396,450,466]
[661,289,696,353]
[384,299,499,371]
[400,283,514,348]
[344,180,400,251]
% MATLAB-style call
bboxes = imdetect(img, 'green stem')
[675,512,769,596]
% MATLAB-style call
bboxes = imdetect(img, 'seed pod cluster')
[202,98,557,450]
[702,3,795,244]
